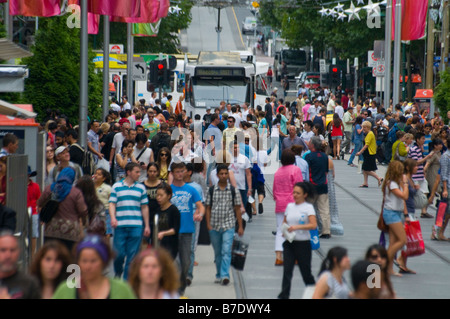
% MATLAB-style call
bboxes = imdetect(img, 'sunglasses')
[160,153,168,157]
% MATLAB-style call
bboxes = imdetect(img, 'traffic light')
[148,59,169,89]
[329,64,341,88]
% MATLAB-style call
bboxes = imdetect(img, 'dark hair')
[414,132,425,141]
[280,149,296,166]
[76,175,104,223]
[125,162,140,174]
[364,244,395,297]
[304,120,313,128]
[318,246,348,276]
[429,138,443,150]
[65,129,78,139]
[216,163,229,174]
[290,145,303,156]
[146,162,160,172]
[351,260,376,293]
[157,183,173,199]
[2,133,18,148]
[157,147,172,164]
[29,240,72,292]
[135,133,147,145]
[170,161,186,172]
[95,168,111,185]
[121,139,135,152]
[294,182,316,202]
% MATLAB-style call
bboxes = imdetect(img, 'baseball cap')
[55,145,68,156]
[118,118,130,126]
[27,165,37,177]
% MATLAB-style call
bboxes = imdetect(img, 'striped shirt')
[408,144,425,181]
[205,184,241,231]
[109,180,149,227]
[440,150,450,192]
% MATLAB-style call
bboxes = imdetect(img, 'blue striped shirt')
[109,180,149,227]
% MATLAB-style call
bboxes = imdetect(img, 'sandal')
[378,178,384,187]
[359,185,368,188]
[399,267,416,274]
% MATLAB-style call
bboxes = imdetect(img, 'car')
[304,75,320,90]
[296,72,320,90]
[242,16,257,35]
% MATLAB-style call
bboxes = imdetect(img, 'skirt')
[362,149,377,172]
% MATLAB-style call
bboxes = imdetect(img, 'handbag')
[435,198,447,228]
[377,194,389,232]
[86,214,106,236]
[414,189,428,209]
[401,219,425,258]
[393,142,406,162]
[39,192,59,223]
[310,228,320,250]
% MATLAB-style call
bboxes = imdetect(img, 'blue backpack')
[387,123,399,144]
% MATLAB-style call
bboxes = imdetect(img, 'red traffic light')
[332,67,338,73]
[157,63,164,70]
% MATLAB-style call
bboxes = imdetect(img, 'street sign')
[113,74,120,83]
[132,61,147,81]
[375,59,385,77]
[109,44,124,54]
[368,50,378,67]
[319,59,326,73]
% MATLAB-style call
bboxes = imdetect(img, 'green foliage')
[434,68,450,123]
[259,0,385,60]
[21,14,103,124]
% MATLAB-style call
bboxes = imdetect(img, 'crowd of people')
[0,85,448,300]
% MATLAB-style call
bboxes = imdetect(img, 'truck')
[273,48,307,81]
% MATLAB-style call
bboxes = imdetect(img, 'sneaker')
[221,278,230,286]
[186,277,192,286]
[258,203,264,214]
[214,278,221,284]
[319,234,331,239]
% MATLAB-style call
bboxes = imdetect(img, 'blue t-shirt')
[304,151,329,195]
[170,183,201,233]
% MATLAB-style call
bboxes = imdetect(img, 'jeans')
[113,226,143,280]
[178,233,193,295]
[278,240,315,299]
[347,140,363,164]
[209,228,235,280]
[188,221,201,280]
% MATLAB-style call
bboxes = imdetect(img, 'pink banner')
[89,0,141,18]
[110,0,160,23]
[392,0,428,41]
[9,0,61,17]
[68,0,100,35]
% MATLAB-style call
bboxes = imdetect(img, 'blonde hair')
[382,160,404,195]
[362,120,372,129]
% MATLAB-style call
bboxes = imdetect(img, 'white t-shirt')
[123,102,131,111]
[271,123,280,138]
[229,154,251,190]
[110,103,121,112]
[335,105,344,120]
[133,146,153,182]
[284,202,316,241]
[301,130,314,143]
[383,181,404,211]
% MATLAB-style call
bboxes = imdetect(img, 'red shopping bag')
[401,220,425,258]
[436,199,447,228]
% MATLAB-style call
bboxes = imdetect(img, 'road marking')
[231,6,246,49]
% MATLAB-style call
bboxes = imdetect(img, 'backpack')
[73,143,96,175]
[157,133,171,152]
[209,185,236,210]
[387,123,399,145]
[39,192,59,223]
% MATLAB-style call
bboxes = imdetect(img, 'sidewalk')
[184,245,237,299]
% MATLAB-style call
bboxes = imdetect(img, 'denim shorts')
[331,136,343,140]
[382,208,403,225]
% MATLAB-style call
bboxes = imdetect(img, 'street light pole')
[392,0,402,106]
[216,7,222,51]
[384,0,392,109]
[79,0,88,148]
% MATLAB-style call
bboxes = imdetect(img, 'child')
[27,166,41,257]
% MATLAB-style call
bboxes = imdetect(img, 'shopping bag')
[231,234,250,271]
[401,220,425,258]
[310,228,320,250]
[435,199,447,228]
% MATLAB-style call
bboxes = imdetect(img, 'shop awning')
[0,38,33,61]
[0,100,36,119]
[414,89,433,99]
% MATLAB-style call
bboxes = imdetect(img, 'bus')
[183,51,270,118]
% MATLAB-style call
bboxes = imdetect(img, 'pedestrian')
[153,183,180,260]
[347,116,364,167]
[277,182,317,299]
[424,138,443,196]
[0,230,41,299]
[437,137,450,240]
[273,149,303,266]
[93,168,113,238]
[128,247,180,299]
[53,234,136,299]
[291,145,309,181]
[364,244,396,298]
[407,132,435,218]
[47,145,83,187]
[27,166,41,257]
[170,161,204,296]
[305,137,331,239]
[143,162,163,242]
[205,164,244,285]
[329,113,344,160]
[76,175,106,236]
[327,155,344,236]
[115,139,138,182]
[109,162,151,280]
[356,121,383,188]
[350,260,382,299]
[381,160,409,277]
[341,106,355,157]
[29,240,72,299]
[156,147,171,182]
[37,167,88,252]
[312,246,351,299]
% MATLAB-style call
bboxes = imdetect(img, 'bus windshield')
[282,50,306,64]
[192,79,248,107]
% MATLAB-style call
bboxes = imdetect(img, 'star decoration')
[169,5,182,15]
[356,0,365,4]
[318,6,328,16]
[344,1,361,21]
[363,0,380,16]
[334,2,345,11]
[337,11,347,21]
[327,8,337,17]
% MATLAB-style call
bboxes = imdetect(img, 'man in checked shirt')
[205,164,244,286]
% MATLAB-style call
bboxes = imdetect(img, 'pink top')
[273,165,303,213]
